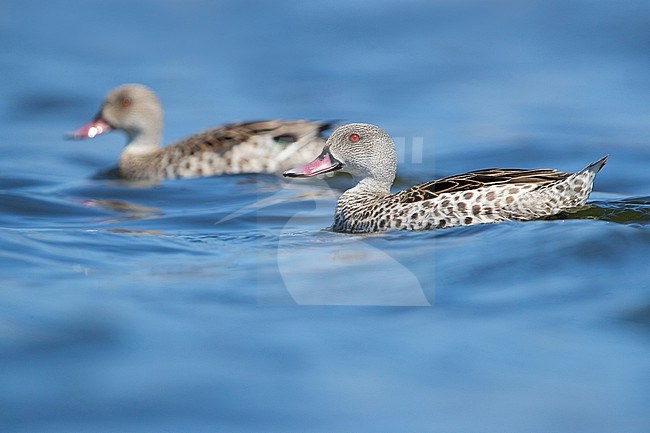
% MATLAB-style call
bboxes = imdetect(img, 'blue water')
[1,0,650,432]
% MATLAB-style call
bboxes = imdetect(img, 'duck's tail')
[580,155,608,175]
[556,155,608,209]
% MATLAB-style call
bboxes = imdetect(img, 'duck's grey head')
[67,84,163,145]
[283,123,397,185]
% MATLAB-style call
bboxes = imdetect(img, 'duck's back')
[120,120,331,180]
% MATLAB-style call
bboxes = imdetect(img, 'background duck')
[67,84,331,181]
[284,123,608,233]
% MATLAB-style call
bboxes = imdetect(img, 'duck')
[283,123,608,233]
[67,84,331,180]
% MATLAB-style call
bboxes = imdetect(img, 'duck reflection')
[81,199,162,222]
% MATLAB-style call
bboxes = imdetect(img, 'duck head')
[67,84,163,148]
[283,123,397,186]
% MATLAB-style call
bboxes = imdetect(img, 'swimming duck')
[284,123,608,233]
[67,84,331,180]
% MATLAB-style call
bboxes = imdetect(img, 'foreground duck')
[284,123,607,233]
[67,84,330,180]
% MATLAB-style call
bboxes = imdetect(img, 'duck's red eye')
[349,133,360,143]
[121,97,132,108]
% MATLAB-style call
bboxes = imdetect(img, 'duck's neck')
[345,177,392,197]
[334,177,392,232]
[118,132,164,180]
[121,129,162,157]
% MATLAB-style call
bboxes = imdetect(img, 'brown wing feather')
[167,120,331,157]
[395,168,571,203]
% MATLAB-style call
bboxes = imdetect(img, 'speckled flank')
[287,123,607,233]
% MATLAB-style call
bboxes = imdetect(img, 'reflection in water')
[551,197,650,226]
[105,228,162,236]
[80,199,162,221]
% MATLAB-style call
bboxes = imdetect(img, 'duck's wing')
[395,168,571,203]
[168,120,333,155]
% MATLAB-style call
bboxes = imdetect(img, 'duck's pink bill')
[66,118,112,140]
[283,149,342,177]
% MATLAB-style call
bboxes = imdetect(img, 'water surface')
[1,1,649,432]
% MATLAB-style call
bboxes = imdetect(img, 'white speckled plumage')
[284,123,608,233]
[67,84,330,181]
